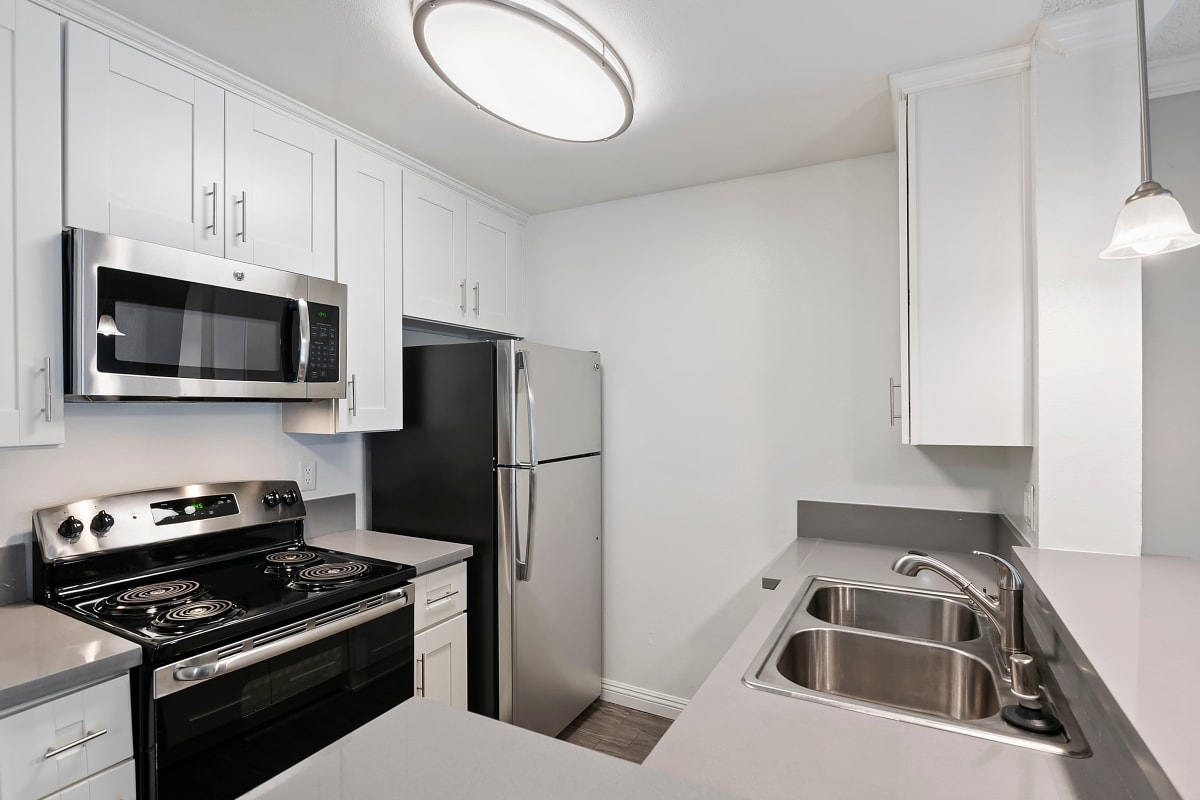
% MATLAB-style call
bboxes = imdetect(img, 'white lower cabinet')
[414,613,467,711]
[412,562,468,711]
[0,675,134,800]
[50,760,135,800]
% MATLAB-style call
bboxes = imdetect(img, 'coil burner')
[150,598,245,633]
[96,579,208,618]
[263,550,323,576]
[287,561,372,592]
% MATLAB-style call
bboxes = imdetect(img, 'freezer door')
[511,455,602,736]
[497,341,601,466]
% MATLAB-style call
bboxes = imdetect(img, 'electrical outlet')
[300,460,317,491]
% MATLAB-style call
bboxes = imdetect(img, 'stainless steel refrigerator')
[369,340,602,736]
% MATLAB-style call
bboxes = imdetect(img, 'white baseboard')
[600,679,688,720]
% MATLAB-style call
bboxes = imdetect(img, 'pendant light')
[411,0,634,143]
[1100,0,1200,259]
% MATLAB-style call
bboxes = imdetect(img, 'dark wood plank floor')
[557,700,673,764]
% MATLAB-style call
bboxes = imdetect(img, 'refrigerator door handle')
[515,349,539,581]
[516,466,538,581]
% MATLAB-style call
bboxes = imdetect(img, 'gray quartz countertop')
[1013,546,1200,800]
[307,529,472,575]
[238,697,734,800]
[644,538,1148,800]
[0,603,140,714]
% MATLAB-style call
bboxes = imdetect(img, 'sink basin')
[775,628,998,720]
[806,584,980,642]
[742,576,1090,757]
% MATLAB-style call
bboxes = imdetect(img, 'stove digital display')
[150,494,240,525]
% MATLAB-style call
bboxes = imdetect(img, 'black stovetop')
[51,543,415,663]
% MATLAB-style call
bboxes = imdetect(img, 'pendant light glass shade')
[1100,183,1200,259]
[412,0,633,142]
[1100,0,1200,260]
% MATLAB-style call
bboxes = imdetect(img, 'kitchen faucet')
[891,549,1025,657]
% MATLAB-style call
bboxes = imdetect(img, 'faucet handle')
[972,550,1024,591]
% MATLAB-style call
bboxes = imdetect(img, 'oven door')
[66,228,346,400]
[150,596,413,800]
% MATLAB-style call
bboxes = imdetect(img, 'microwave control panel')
[307,303,340,383]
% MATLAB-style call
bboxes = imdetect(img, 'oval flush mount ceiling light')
[412,0,633,142]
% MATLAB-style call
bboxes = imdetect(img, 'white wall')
[1143,90,1200,558]
[0,404,365,550]
[524,152,1017,702]
[1029,24,1144,555]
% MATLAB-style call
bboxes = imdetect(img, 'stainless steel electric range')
[31,480,416,800]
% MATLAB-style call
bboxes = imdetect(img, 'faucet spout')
[891,550,1026,656]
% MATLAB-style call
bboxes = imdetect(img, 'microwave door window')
[97,267,291,382]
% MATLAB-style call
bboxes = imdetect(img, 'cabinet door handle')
[416,654,425,697]
[44,728,107,759]
[41,356,52,423]
[472,282,480,317]
[459,279,467,314]
[206,182,218,236]
[236,191,248,242]
[889,378,902,427]
[426,589,459,606]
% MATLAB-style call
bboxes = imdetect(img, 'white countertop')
[643,539,1141,800]
[238,698,734,800]
[0,603,140,713]
[1014,546,1200,800]
[307,529,472,575]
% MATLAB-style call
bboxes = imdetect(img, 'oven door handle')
[159,587,410,696]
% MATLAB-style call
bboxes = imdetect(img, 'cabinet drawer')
[412,561,468,631]
[49,758,135,800]
[0,675,133,800]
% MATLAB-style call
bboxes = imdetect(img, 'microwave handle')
[295,298,310,383]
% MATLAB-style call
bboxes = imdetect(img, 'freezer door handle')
[515,349,539,581]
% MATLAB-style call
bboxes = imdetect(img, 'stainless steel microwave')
[64,229,347,401]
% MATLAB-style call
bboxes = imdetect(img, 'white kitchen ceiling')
[84,0,1193,214]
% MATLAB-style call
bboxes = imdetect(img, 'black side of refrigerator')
[369,341,500,718]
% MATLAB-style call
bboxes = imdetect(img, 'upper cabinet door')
[336,140,404,432]
[467,201,522,335]
[402,170,467,324]
[901,64,1031,446]
[224,94,335,279]
[64,22,224,257]
[0,0,64,448]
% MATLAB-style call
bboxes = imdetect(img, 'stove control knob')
[281,488,299,506]
[90,510,115,535]
[262,490,281,509]
[57,516,84,540]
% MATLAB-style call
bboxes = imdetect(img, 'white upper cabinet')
[403,170,523,335]
[64,21,224,257]
[891,48,1032,447]
[403,170,468,323]
[225,95,335,280]
[0,0,64,448]
[284,139,403,434]
[64,24,334,278]
[467,200,522,334]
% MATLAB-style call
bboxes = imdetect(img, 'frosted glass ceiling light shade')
[412,0,634,142]
[1100,0,1200,260]
[1100,182,1200,259]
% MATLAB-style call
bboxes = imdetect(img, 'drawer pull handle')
[426,589,459,606]
[44,728,107,759]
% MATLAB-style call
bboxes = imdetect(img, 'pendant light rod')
[1135,0,1153,184]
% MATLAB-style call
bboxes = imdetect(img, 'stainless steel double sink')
[743,577,1090,756]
